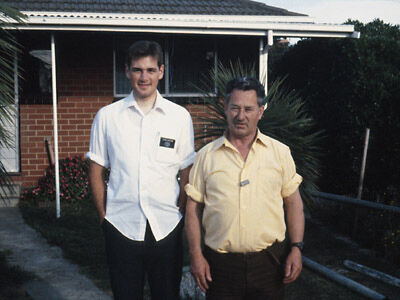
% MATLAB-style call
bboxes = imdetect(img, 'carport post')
[51,33,60,218]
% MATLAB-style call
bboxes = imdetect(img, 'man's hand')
[283,188,304,283]
[283,247,302,283]
[99,211,106,225]
[89,161,107,226]
[190,253,212,292]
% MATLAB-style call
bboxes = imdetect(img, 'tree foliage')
[195,61,322,208]
[0,4,25,200]
[272,19,400,203]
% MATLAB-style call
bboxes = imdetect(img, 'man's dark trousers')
[102,219,183,300]
[204,241,289,300]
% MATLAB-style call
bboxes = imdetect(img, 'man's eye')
[131,68,141,73]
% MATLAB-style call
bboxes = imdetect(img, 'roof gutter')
[1,11,359,39]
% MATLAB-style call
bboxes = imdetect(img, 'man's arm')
[177,165,192,214]
[89,160,107,224]
[283,188,304,283]
[185,197,212,292]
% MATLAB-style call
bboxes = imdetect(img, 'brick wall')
[19,96,113,187]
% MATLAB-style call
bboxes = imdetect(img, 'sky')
[258,0,400,25]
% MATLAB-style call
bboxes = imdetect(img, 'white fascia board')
[21,11,315,23]
[20,11,354,32]
[5,25,268,36]
[3,11,356,38]
[274,30,360,38]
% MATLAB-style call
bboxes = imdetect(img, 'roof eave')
[2,11,359,38]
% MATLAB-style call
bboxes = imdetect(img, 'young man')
[88,40,195,299]
[185,77,305,299]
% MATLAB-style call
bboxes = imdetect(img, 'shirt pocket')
[257,166,283,197]
[155,131,179,165]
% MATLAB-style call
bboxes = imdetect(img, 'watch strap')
[291,241,304,252]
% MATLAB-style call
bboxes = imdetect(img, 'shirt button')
[242,225,246,228]
[242,205,247,209]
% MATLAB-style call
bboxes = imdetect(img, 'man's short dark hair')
[126,40,164,67]
[225,77,266,107]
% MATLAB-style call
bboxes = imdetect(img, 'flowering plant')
[22,155,91,204]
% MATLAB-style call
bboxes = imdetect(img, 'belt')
[204,239,288,261]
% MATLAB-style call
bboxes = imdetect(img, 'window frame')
[0,52,21,174]
[113,36,218,98]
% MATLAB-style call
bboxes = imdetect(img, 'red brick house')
[1,0,358,189]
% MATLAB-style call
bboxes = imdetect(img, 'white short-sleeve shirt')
[87,91,195,241]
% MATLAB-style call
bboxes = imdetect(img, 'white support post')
[51,33,60,218]
[214,38,218,94]
[259,34,270,109]
[165,39,170,95]
[259,37,265,84]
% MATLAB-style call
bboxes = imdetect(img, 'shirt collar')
[216,129,269,151]
[254,129,270,148]
[122,90,168,114]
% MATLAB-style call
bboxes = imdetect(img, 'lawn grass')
[19,198,111,294]
[19,197,398,299]
[0,250,33,300]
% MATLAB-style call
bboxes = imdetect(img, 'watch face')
[292,242,304,251]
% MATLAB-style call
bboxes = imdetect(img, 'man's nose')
[236,109,245,120]
[140,71,149,80]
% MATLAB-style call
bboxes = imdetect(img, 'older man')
[185,77,304,299]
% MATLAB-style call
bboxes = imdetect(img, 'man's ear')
[159,64,165,80]
[258,105,264,120]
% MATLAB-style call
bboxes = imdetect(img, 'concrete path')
[0,207,112,300]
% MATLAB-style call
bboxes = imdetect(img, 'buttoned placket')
[239,145,257,251]
[136,107,154,237]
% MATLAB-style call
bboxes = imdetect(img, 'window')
[18,32,52,105]
[167,36,215,94]
[0,53,19,173]
[113,35,258,99]
[114,35,216,98]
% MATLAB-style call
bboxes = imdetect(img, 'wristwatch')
[291,241,304,252]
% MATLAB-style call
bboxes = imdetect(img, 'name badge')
[240,179,250,187]
[159,137,175,149]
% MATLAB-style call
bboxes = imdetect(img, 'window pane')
[168,37,215,93]
[18,32,52,105]
[218,37,259,70]
[0,106,19,172]
[115,48,132,95]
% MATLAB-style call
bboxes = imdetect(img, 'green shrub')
[21,155,91,204]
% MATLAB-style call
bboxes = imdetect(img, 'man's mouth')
[234,122,247,128]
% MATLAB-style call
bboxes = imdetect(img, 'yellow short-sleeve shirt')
[185,130,302,253]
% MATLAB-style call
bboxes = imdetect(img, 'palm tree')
[195,61,322,208]
[0,4,25,201]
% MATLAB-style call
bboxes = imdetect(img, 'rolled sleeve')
[178,111,195,170]
[185,183,203,203]
[281,149,302,198]
[282,173,302,198]
[86,109,109,168]
[185,150,206,203]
